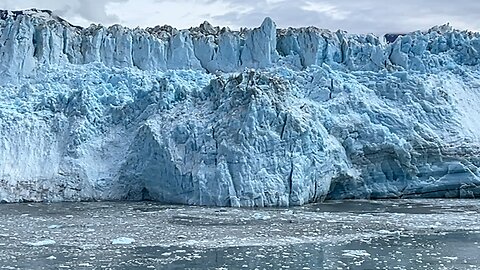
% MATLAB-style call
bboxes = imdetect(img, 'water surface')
[0,199,479,269]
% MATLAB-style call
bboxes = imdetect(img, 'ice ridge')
[0,9,479,78]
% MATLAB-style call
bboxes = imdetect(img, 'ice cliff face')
[1,9,480,206]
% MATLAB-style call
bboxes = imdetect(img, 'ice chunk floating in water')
[24,240,56,247]
[0,9,480,206]
[112,237,135,245]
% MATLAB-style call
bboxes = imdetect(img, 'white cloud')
[0,0,127,26]
[106,0,235,28]
[301,2,350,21]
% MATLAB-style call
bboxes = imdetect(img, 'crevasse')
[0,9,479,206]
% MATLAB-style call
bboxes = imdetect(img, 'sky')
[0,0,479,35]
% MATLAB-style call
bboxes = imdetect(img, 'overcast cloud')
[0,0,479,34]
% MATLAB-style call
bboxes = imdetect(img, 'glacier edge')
[0,9,480,206]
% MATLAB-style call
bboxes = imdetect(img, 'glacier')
[0,9,480,206]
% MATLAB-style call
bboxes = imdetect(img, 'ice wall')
[0,9,279,77]
[1,9,480,78]
[1,9,480,205]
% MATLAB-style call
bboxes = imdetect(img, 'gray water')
[0,199,479,269]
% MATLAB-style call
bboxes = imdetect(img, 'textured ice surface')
[0,9,480,206]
